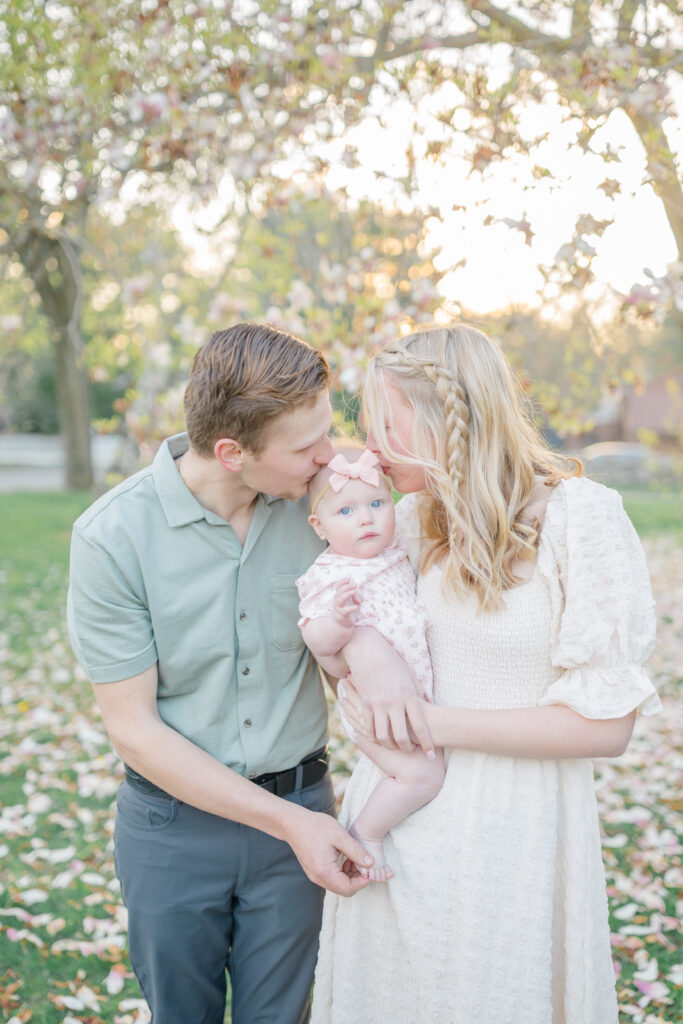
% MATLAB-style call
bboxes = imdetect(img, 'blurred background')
[1,0,682,490]
[0,3,681,1022]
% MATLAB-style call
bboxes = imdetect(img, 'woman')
[311,324,660,1024]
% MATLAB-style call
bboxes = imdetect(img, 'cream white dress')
[311,477,660,1024]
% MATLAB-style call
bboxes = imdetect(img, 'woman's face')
[365,376,428,494]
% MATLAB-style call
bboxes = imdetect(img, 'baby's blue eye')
[339,506,351,516]
[371,499,382,508]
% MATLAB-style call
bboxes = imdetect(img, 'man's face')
[241,391,335,500]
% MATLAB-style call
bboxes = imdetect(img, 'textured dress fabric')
[311,477,660,1024]
[296,540,433,702]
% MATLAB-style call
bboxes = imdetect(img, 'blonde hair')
[364,323,580,609]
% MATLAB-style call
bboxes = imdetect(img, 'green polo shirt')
[67,433,328,778]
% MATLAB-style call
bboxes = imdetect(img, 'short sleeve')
[394,494,422,570]
[295,559,335,626]
[67,526,158,683]
[537,476,661,720]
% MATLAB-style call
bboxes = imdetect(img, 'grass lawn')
[619,488,683,543]
[0,488,680,1024]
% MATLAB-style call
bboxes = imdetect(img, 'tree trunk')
[626,107,683,332]
[20,228,93,488]
[54,322,93,489]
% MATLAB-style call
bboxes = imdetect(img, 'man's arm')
[94,665,373,896]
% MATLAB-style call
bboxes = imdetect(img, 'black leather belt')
[124,747,328,801]
[250,747,328,797]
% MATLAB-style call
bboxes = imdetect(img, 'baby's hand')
[333,580,359,631]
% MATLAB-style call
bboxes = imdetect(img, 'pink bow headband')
[310,450,383,513]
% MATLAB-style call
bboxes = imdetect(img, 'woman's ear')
[308,513,326,541]
[214,438,243,472]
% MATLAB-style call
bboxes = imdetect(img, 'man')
[67,323,378,1024]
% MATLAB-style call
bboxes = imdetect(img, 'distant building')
[620,368,683,447]
[573,368,683,450]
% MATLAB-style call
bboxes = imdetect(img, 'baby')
[296,446,445,881]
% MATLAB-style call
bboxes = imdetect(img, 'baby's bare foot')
[349,823,393,882]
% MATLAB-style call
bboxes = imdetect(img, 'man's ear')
[308,513,326,541]
[214,438,243,472]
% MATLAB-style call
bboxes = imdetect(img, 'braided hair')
[365,324,579,609]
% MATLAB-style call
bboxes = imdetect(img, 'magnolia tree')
[121,181,442,462]
[1,0,681,483]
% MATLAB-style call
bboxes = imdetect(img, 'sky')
[174,24,682,321]
[326,85,681,316]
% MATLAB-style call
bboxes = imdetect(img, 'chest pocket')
[269,574,304,652]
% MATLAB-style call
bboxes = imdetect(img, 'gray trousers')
[114,772,336,1024]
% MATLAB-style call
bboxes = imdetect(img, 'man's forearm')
[117,715,310,840]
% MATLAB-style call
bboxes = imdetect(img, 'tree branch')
[625,104,683,259]
[470,0,580,53]
[357,2,585,72]
[617,0,640,44]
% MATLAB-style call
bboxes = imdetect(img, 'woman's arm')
[421,700,636,759]
[340,683,635,759]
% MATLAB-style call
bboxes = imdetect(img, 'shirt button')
[244,719,252,728]
[241,666,250,676]
[239,612,246,621]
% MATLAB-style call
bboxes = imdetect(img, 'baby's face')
[310,477,395,559]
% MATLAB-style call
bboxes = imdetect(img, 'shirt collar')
[153,433,282,528]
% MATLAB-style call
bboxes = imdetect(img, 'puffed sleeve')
[537,476,661,719]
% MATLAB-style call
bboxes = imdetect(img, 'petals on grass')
[105,963,128,995]
[634,956,660,982]
[614,902,639,920]
[5,927,44,948]
[26,793,52,814]
[602,833,630,847]
[666,963,683,985]
[634,979,671,1006]
[17,888,48,905]
[75,985,101,1012]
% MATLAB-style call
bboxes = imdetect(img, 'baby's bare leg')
[350,736,445,881]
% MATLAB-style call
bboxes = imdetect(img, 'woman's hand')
[342,627,436,757]
[339,676,436,759]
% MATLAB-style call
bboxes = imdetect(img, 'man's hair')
[184,322,330,455]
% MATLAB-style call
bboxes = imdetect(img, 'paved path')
[0,434,122,493]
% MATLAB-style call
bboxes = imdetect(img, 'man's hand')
[285,808,374,897]
[342,627,435,758]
